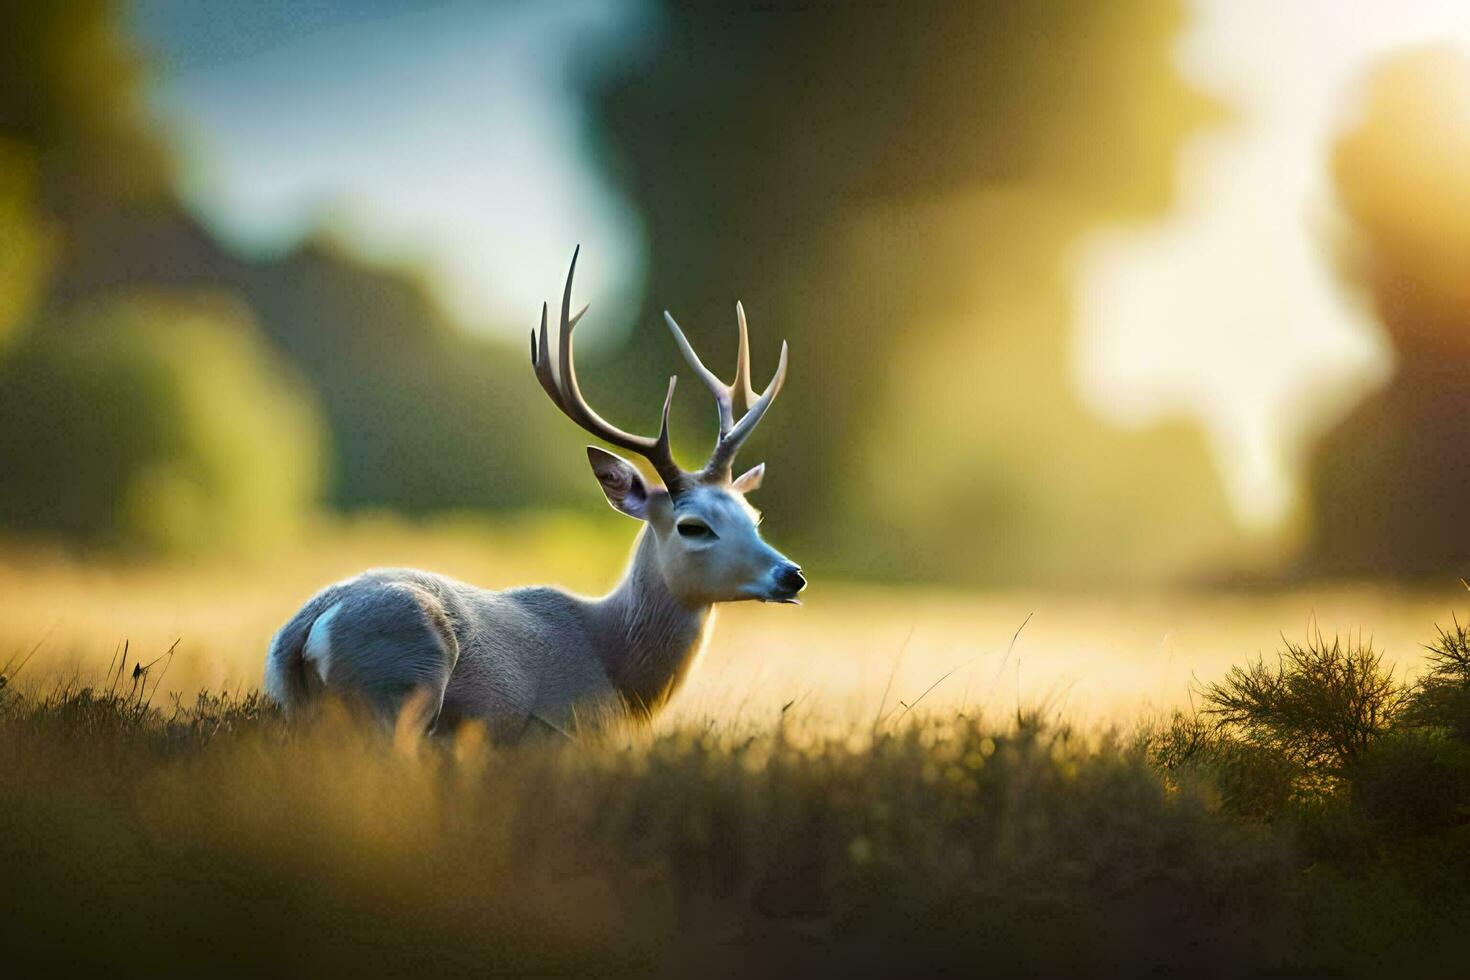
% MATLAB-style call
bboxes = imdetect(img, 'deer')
[263,248,804,739]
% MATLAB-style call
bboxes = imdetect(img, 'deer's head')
[532,248,805,606]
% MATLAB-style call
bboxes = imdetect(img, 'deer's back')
[439,580,618,731]
[269,568,616,734]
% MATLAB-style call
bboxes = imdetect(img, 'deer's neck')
[593,527,713,717]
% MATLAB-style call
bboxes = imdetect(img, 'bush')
[1175,622,1470,885]
[1197,632,1405,790]
[1353,731,1470,832]
[0,291,323,554]
[1401,617,1470,742]
[1142,710,1300,820]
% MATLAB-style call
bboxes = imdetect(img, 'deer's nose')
[775,562,806,595]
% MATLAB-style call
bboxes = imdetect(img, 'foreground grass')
[4,655,1468,978]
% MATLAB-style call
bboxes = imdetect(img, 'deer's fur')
[264,251,802,736]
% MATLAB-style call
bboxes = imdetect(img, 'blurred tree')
[42,219,587,515]
[1307,48,1470,575]
[234,241,588,513]
[0,0,172,214]
[0,0,586,547]
[581,0,1240,582]
[0,142,52,348]
[0,293,322,555]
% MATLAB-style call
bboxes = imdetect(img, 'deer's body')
[264,250,801,734]
[264,528,712,736]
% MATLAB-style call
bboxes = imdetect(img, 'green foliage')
[1141,622,1470,970]
[1197,632,1405,786]
[0,0,172,210]
[1,0,587,540]
[1142,710,1300,820]
[1401,616,1470,741]
[1346,616,1470,837]
[0,141,52,348]
[1352,731,1470,832]
[1124,621,1470,970]
[236,242,586,514]
[0,292,323,554]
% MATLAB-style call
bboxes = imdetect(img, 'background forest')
[6,0,1469,585]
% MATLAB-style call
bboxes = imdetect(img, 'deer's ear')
[587,447,653,520]
[731,462,765,494]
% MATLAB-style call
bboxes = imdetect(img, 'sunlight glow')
[1073,0,1470,528]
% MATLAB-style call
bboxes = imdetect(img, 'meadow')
[4,515,1464,727]
[9,2,1470,974]
[4,521,1470,975]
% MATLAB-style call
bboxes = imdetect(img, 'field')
[4,520,1470,975]
[4,516,1465,727]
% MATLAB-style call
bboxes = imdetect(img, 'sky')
[130,0,1470,531]
[129,0,653,340]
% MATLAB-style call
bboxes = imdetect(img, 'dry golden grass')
[2,515,1462,730]
[5,522,1470,974]
[1,682,1300,975]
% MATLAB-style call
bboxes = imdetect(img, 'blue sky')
[130,0,653,341]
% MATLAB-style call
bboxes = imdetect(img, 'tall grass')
[6,618,1470,975]
[0,679,1290,975]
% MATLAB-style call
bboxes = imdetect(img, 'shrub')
[0,291,323,554]
[1353,730,1470,832]
[1401,617,1470,742]
[1197,632,1405,790]
[1141,710,1299,820]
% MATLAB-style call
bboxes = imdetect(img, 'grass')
[4,517,1468,725]
[4,622,1470,976]
[0,682,1279,976]
[5,531,1470,973]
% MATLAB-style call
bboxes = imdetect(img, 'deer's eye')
[676,519,716,540]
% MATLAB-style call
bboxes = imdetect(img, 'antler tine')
[531,247,687,490]
[734,301,757,412]
[661,300,789,482]
[532,302,562,405]
[662,298,767,435]
[705,339,788,480]
[664,311,735,434]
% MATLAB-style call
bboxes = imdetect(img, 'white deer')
[264,249,804,737]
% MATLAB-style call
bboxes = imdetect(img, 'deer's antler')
[663,302,787,483]
[533,248,788,492]
[531,247,687,492]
